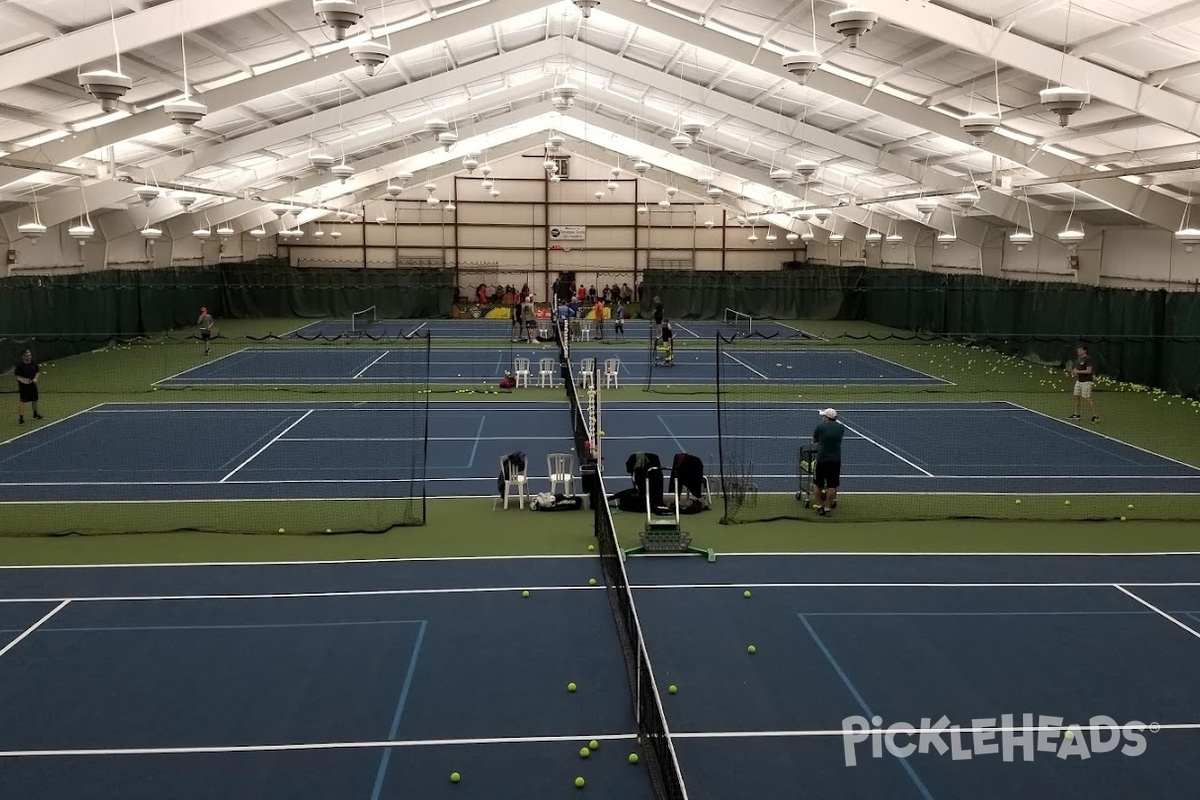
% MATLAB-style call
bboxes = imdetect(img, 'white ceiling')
[1,0,1199,244]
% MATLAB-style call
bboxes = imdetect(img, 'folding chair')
[538,357,556,387]
[547,452,576,496]
[603,357,621,388]
[493,455,529,510]
[578,357,595,388]
[513,357,530,388]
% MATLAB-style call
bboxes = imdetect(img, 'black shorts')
[201,330,212,340]
[18,383,38,403]
[814,459,841,489]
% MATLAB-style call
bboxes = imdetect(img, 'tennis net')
[557,322,688,799]
[350,305,378,332]
[722,307,753,337]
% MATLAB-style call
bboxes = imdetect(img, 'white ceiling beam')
[925,66,1019,109]
[0,0,551,190]
[0,4,62,39]
[256,10,316,57]
[1037,114,1147,145]
[851,0,1200,135]
[1083,140,1200,165]
[873,42,955,86]
[0,0,293,94]
[1148,60,1200,84]
[997,0,1067,30]
[185,32,255,76]
[603,0,1182,231]
[566,37,1062,236]
[1071,0,1200,57]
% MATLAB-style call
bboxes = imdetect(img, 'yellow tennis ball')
[450,772,461,783]
[1014,499,1022,505]
[1064,730,1074,740]
[278,527,286,533]
[587,544,595,551]
[522,590,530,597]
[567,682,577,692]
[628,753,639,764]
[575,777,585,788]
[579,747,590,758]
[1064,500,1071,506]
[589,740,599,750]
[588,578,597,585]
[1120,516,1127,521]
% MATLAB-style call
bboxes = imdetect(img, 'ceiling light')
[18,222,46,243]
[865,231,882,243]
[463,154,480,173]
[770,168,793,184]
[747,232,758,242]
[396,170,413,184]
[550,175,561,183]
[606,181,618,192]
[765,230,778,242]
[348,40,390,76]
[1039,87,1090,127]
[573,0,600,18]
[1058,226,1085,243]
[610,165,622,178]
[632,161,651,174]
[937,232,957,248]
[479,164,493,177]
[249,228,267,239]
[313,229,325,238]
[830,7,878,49]
[444,202,456,212]
[548,134,566,150]
[782,51,821,84]
[812,208,831,222]
[704,219,715,228]
[164,98,207,134]
[952,192,980,210]
[1009,230,1033,250]
[1175,228,1200,252]
[666,186,678,197]
[915,198,938,215]
[337,210,354,221]
[269,203,298,217]
[658,198,670,207]
[135,186,160,206]
[313,0,364,41]
[140,226,162,240]
[670,133,692,151]
[681,121,704,138]
[786,231,800,242]
[706,186,723,199]
[886,232,903,244]
[216,225,235,238]
[637,204,648,214]
[309,152,336,172]
[829,232,844,243]
[489,188,501,198]
[595,190,605,200]
[78,69,133,112]
[437,131,459,150]
[386,183,403,197]
[193,228,212,239]
[329,230,343,239]
[425,117,450,134]
[794,159,819,180]
[801,230,814,241]
[960,114,1000,146]
[331,163,355,182]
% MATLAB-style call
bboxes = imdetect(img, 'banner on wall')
[549,225,586,241]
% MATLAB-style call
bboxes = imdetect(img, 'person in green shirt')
[812,408,844,516]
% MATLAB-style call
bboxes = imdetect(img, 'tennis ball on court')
[1064,500,1071,506]
[589,739,599,750]
[787,365,793,369]
[587,544,595,551]
[278,527,286,533]
[450,772,461,783]
[1064,730,1074,741]
[744,590,752,598]
[567,682,577,692]
[153,387,158,391]
[575,777,586,788]
[776,363,783,367]
[668,684,677,694]
[1014,499,1022,505]
[522,590,530,597]
[629,753,639,765]
[1121,516,1127,522]
[589,578,597,585]
[747,645,757,654]
[1128,504,1135,509]
[325,529,332,533]
[579,747,590,758]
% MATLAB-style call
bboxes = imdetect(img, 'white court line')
[0,600,69,661]
[0,732,639,758]
[846,347,953,384]
[838,421,934,477]
[220,410,314,483]
[721,350,769,379]
[1003,401,1200,472]
[670,723,1197,739]
[1113,585,1200,642]
[0,552,1194,572]
[4,582,1200,606]
[152,347,249,386]
[0,403,103,447]
[675,323,702,339]
[405,322,428,338]
[352,350,391,379]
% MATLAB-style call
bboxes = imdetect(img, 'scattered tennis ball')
[1064,500,1071,506]
[668,684,677,694]
[776,362,783,367]
[1128,503,1135,509]
[450,772,461,783]
[522,590,530,598]
[1120,516,1127,521]
[575,777,585,788]
[589,578,597,585]
[278,527,286,533]
[1014,499,1022,505]
[744,590,752,598]
[325,528,332,533]
[587,544,595,551]
[747,645,757,654]
[1064,730,1074,740]
[589,740,599,750]
[787,365,793,369]
[567,682,577,692]
[629,753,639,765]
[579,747,590,758]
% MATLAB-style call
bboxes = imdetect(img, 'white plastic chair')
[513,357,530,388]
[538,357,556,387]
[547,452,576,496]
[578,357,596,388]
[493,456,529,510]
[603,357,620,388]
[578,320,593,341]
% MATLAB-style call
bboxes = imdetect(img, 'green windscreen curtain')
[219,266,453,319]
[639,265,1200,398]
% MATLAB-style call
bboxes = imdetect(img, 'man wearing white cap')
[812,408,844,516]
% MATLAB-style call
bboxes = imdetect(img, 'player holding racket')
[197,307,214,355]
[1068,344,1099,423]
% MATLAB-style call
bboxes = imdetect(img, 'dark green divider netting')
[0,264,449,537]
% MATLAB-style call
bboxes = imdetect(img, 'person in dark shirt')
[651,296,665,346]
[812,408,845,516]
[197,307,214,356]
[15,349,43,425]
[1068,344,1099,423]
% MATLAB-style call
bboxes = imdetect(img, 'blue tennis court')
[2,400,1197,504]
[288,316,812,340]
[156,344,944,387]
[1,554,1198,798]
